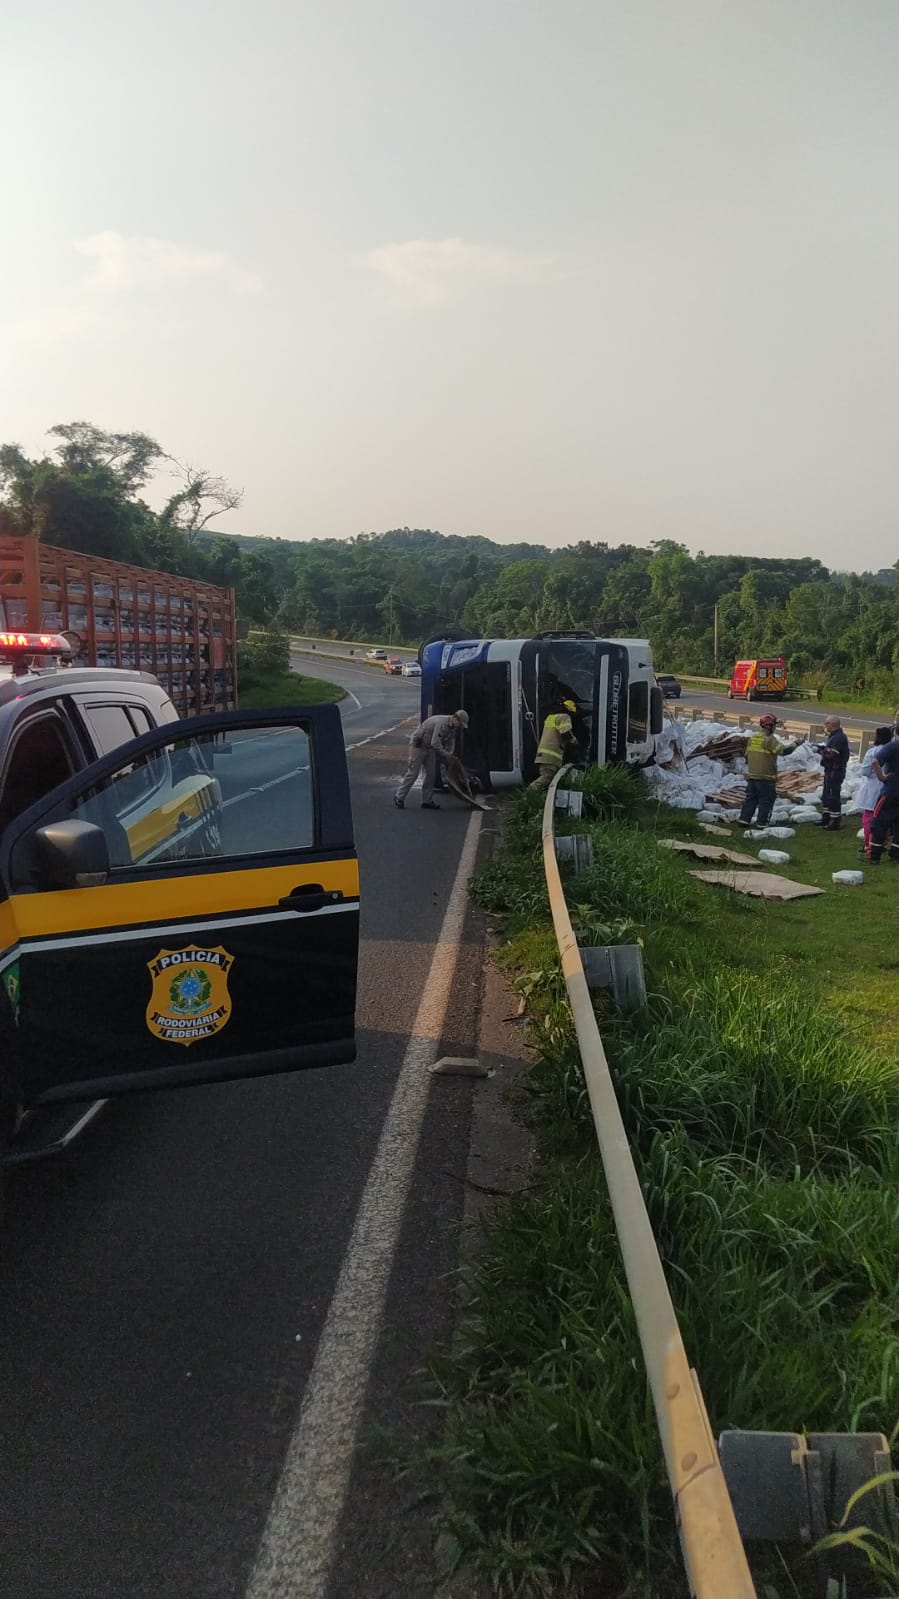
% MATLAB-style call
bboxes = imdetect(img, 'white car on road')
[366,648,388,661]
[401,661,421,678]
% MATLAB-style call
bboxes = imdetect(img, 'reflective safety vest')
[536,713,573,767]
[745,732,783,781]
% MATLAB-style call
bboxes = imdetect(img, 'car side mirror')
[33,820,110,889]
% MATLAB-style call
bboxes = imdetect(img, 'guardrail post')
[580,944,647,1010]
[555,788,583,817]
[554,833,594,873]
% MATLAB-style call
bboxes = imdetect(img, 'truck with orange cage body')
[728,655,788,701]
[0,534,237,717]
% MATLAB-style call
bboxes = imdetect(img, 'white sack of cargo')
[758,849,791,865]
[641,766,710,809]
[653,723,687,768]
[790,807,821,823]
[744,826,796,840]
[832,870,864,887]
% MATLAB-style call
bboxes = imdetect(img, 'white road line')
[343,688,363,712]
[245,808,483,1599]
[344,717,411,752]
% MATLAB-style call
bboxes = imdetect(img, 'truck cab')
[0,634,359,1168]
[420,631,662,789]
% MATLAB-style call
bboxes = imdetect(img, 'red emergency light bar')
[0,631,72,653]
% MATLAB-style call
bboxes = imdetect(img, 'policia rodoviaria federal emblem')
[146,947,234,1046]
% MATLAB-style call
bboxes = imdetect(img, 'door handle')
[278,885,346,912]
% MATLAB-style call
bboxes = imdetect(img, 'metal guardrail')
[542,765,757,1599]
[669,705,871,757]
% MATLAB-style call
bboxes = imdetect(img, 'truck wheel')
[727,690,733,699]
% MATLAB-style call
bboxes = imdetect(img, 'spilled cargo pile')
[645,719,867,823]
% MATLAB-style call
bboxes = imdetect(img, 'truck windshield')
[542,640,596,749]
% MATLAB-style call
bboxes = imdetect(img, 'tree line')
[1,423,895,694]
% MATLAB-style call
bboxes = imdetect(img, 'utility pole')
[713,603,719,674]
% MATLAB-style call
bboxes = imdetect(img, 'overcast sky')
[2,0,897,567]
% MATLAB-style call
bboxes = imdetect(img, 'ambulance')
[728,657,788,701]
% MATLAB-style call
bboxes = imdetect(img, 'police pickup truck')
[0,632,359,1177]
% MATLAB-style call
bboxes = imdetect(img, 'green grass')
[421,786,897,1598]
[238,668,345,708]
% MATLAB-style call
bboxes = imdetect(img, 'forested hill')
[1,424,895,693]
[213,528,897,695]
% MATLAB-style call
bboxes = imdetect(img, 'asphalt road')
[0,656,489,1598]
[674,686,886,730]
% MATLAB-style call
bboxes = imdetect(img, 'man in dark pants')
[867,738,899,863]
[817,715,851,829]
[738,713,800,827]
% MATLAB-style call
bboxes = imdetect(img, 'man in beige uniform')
[394,709,469,809]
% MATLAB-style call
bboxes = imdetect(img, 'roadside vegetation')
[1,427,895,696]
[237,630,344,708]
[426,772,897,1598]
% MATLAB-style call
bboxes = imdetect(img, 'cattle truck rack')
[0,534,237,717]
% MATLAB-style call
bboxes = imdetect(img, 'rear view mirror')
[33,820,110,889]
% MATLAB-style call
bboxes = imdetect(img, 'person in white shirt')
[856,726,894,853]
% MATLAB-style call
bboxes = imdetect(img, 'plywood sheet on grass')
[689,870,824,900]
[661,839,758,866]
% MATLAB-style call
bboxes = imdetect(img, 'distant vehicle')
[383,657,403,675]
[366,648,388,661]
[728,657,787,701]
[656,673,682,699]
[400,661,421,679]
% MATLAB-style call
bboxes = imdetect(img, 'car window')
[81,703,140,756]
[25,722,316,873]
[0,714,77,835]
[127,704,154,735]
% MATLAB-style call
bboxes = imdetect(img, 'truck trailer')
[0,534,237,717]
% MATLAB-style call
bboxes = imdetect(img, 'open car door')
[0,708,358,1107]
